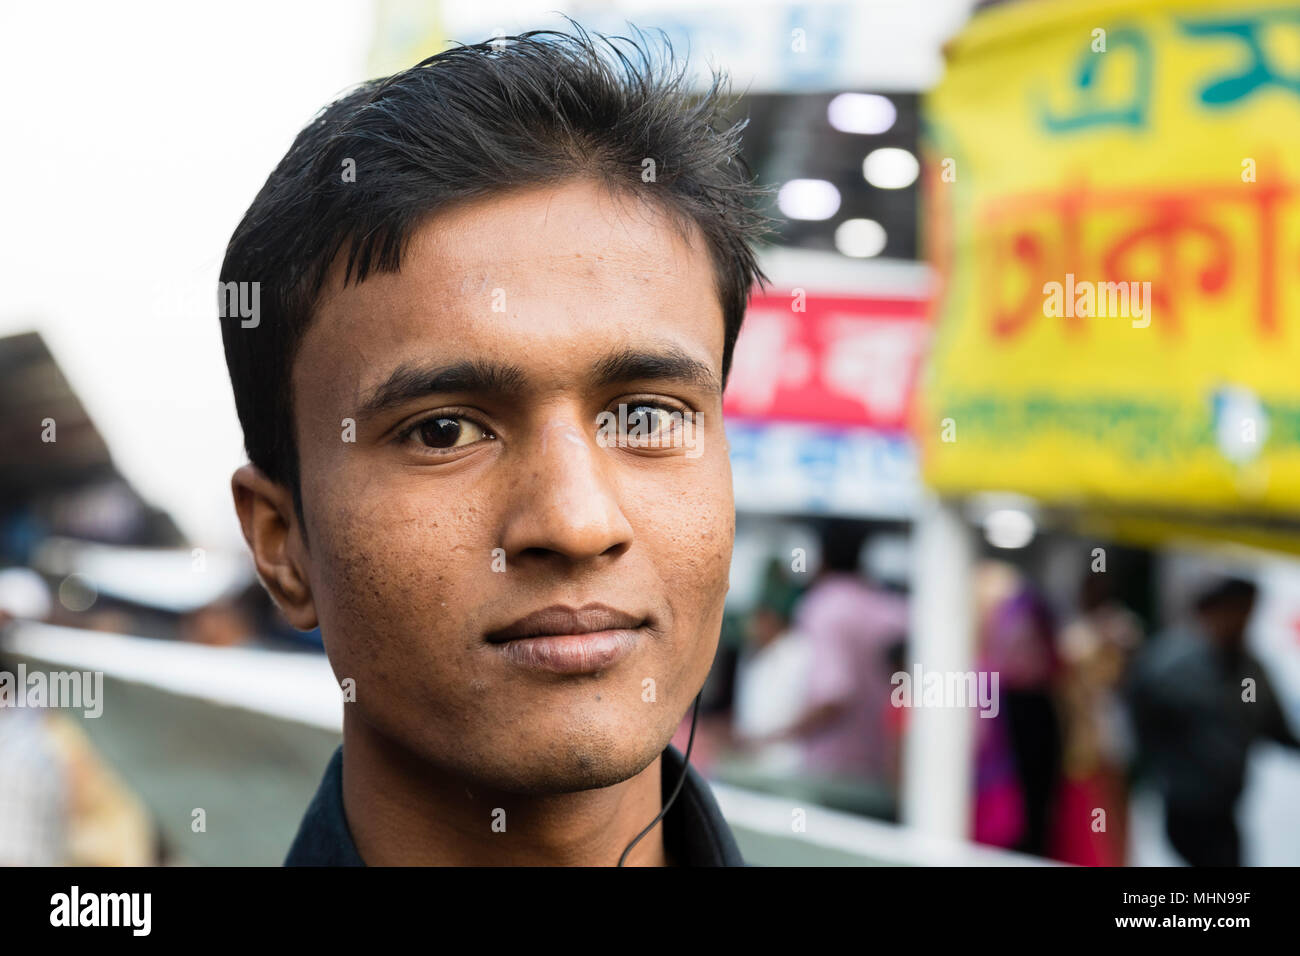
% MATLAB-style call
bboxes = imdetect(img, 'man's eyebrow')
[357,360,528,420]
[590,346,721,394]
[357,347,720,421]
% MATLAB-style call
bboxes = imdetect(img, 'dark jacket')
[284,743,747,866]
[1128,627,1300,811]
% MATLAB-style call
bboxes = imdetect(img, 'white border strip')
[1,621,342,732]
[710,780,1059,866]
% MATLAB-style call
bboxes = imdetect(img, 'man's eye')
[611,403,689,447]
[402,416,493,451]
[625,405,672,436]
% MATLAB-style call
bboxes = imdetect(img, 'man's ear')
[231,463,318,631]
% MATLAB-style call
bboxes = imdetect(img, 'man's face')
[288,178,734,793]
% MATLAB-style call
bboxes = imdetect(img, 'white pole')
[901,494,976,841]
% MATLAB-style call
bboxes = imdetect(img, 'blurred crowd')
[693,524,1300,866]
[0,491,305,866]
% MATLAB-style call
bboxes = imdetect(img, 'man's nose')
[498,418,634,564]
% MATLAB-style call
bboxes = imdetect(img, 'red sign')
[724,293,930,430]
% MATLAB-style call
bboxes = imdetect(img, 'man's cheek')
[316,540,474,725]
[313,514,462,655]
[657,511,731,638]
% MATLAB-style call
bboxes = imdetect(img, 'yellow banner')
[919,0,1300,519]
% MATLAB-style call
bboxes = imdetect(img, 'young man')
[218,25,769,866]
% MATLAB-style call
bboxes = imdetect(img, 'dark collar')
[284,743,746,867]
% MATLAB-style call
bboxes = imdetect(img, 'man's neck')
[339,715,669,866]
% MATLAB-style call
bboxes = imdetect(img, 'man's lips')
[485,603,648,675]
[486,603,646,643]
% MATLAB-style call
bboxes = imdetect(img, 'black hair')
[218,20,772,531]
[1193,576,1258,614]
[821,522,868,575]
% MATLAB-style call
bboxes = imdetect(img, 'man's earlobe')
[231,463,318,631]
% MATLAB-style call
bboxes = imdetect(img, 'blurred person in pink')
[775,524,908,795]
[972,582,1064,857]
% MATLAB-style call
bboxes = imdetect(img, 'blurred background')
[3,0,1300,866]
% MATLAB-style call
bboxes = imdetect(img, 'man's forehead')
[298,180,725,400]
[321,180,710,301]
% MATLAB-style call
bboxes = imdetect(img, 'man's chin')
[465,727,673,796]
